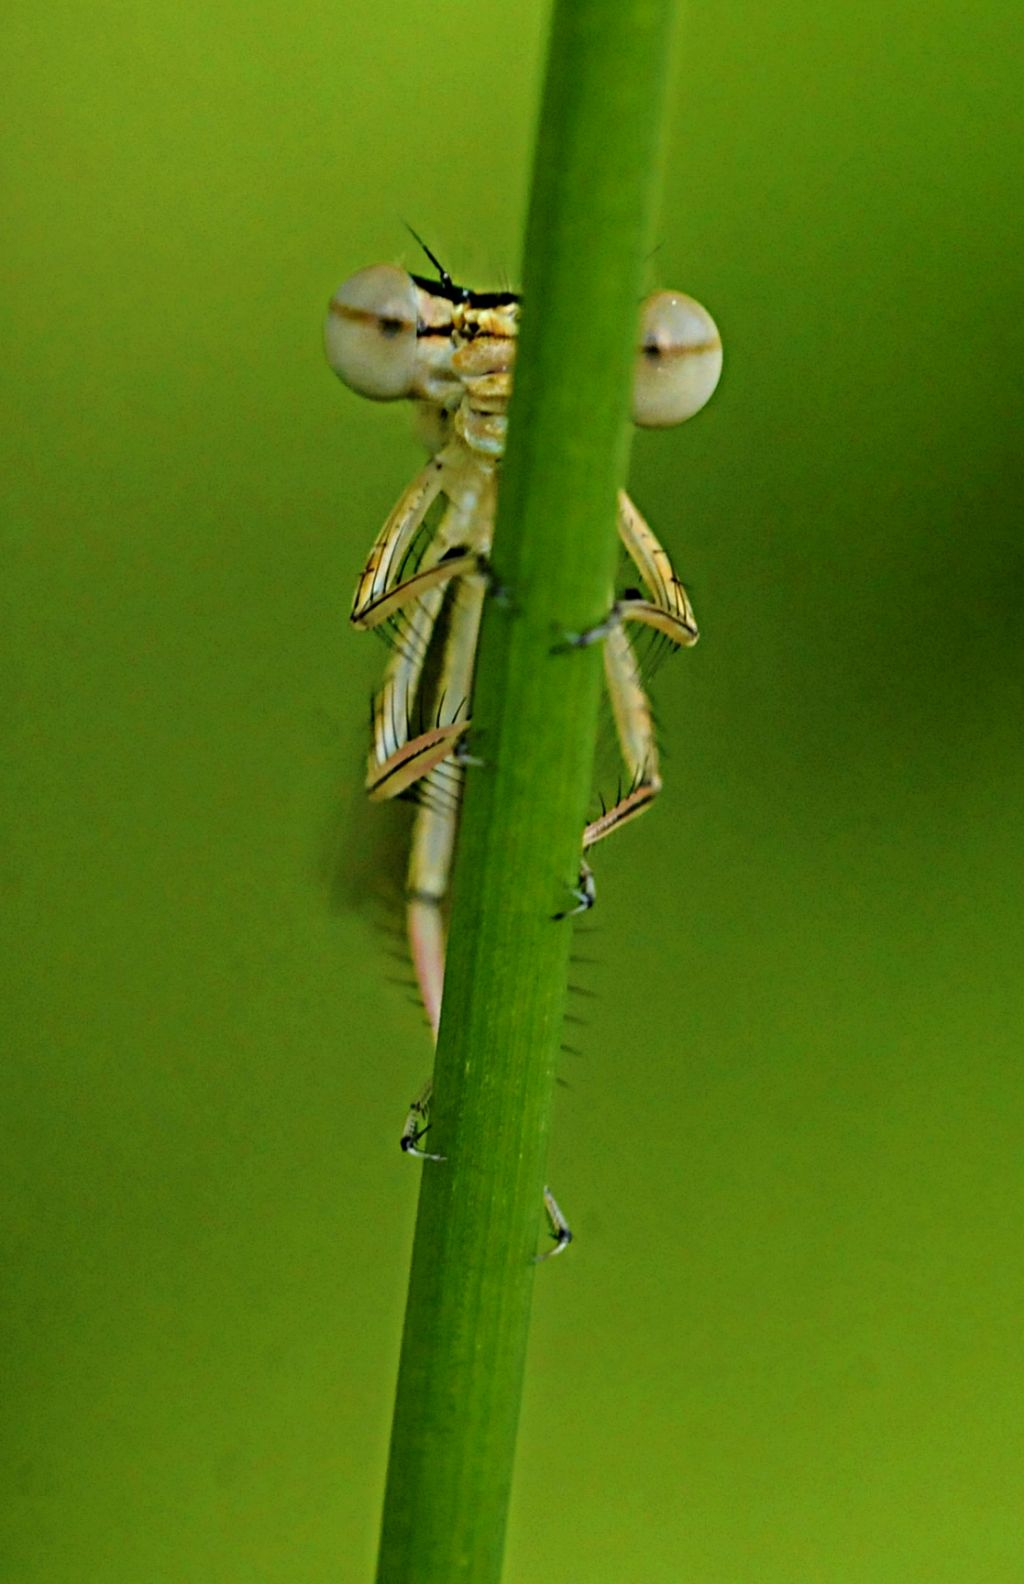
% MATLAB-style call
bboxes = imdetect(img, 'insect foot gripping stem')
[534,1186,573,1262]
[480,554,517,612]
[400,1079,446,1162]
[451,733,486,770]
[551,599,628,653]
[552,859,596,921]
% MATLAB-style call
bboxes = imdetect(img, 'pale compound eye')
[632,291,723,427]
[324,265,419,400]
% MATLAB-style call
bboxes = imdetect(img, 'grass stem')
[375,4,680,1579]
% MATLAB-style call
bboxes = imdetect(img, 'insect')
[325,244,722,1254]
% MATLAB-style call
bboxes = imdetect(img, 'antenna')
[403,222,454,292]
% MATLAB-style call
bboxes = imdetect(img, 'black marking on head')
[410,271,520,311]
[466,288,520,309]
[411,270,468,304]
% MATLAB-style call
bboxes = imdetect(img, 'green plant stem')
[374,4,679,1581]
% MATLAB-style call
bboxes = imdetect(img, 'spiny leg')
[403,572,487,1030]
[351,456,447,629]
[583,620,661,849]
[351,440,492,628]
[365,475,495,801]
[614,487,698,645]
[553,618,654,917]
[357,466,490,1159]
[582,491,698,848]
[554,492,698,892]
[368,575,464,804]
[362,467,494,1149]
[398,568,487,1161]
[558,491,698,652]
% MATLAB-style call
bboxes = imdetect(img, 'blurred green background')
[2,1,1021,1579]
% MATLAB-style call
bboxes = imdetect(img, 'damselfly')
[325,245,722,1253]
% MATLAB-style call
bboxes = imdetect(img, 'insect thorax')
[448,298,519,460]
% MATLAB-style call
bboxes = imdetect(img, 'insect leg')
[550,489,696,856]
[552,617,656,916]
[405,570,488,1034]
[583,620,662,848]
[397,570,486,1157]
[559,489,699,651]
[612,488,699,647]
[351,459,446,629]
[366,489,490,800]
[534,1186,573,1260]
[352,438,488,631]
[400,1077,443,1160]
